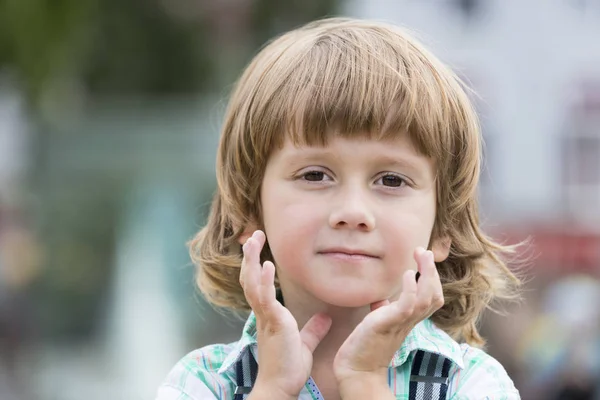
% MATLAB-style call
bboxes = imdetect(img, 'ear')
[431,235,451,262]
[237,222,260,245]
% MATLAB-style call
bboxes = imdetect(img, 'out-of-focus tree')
[0,0,338,107]
[0,0,96,104]
[0,0,339,341]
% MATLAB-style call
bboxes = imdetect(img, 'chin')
[312,284,389,308]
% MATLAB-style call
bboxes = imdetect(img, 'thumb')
[299,313,332,353]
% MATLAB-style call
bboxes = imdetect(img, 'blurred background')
[0,0,599,399]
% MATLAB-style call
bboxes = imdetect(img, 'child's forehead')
[273,129,431,162]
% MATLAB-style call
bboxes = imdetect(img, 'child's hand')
[240,230,332,400]
[333,247,444,393]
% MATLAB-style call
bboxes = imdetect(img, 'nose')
[328,187,376,231]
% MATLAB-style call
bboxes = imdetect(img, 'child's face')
[259,134,449,308]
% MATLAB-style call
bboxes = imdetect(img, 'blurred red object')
[493,227,600,273]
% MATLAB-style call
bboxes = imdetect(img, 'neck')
[282,290,371,364]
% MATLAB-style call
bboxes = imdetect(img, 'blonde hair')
[190,18,521,346]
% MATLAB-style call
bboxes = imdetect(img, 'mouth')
[317,248,381,260]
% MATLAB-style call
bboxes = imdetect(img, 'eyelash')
[299,170,332,182]
[297,169,409,188]
[375,174,408,188]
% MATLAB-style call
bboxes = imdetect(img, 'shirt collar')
[218,312,258,374]
[390,318,465,369]
[219,312,464,374]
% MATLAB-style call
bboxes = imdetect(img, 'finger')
[240,231,267,310]
[258,260,279,319]
[252,229,266,249]
[393,269,419,315]
[413,248,444,315]
[240,239,259,310]
[412,246,428,282]
[390,269,419,325]
[415,248,437,277]
[300,313,332,353]
[398,268,418,306]
[413,247,428,274]
[369,270,418,333]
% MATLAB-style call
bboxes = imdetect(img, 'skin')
[238,135,450,400]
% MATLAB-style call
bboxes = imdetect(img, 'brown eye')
[303,171,325,181]
[381,174,405,187]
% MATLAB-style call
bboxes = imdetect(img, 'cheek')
[389,213,434,246]
[262,196,324,266]
[381,207,436,270]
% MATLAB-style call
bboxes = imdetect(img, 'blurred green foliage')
[0,0,95,102]
[0,0,338,340]
[0,0,338,104]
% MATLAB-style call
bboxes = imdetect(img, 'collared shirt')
[156,313,520,399]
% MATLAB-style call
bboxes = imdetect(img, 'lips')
[317,247,381,259]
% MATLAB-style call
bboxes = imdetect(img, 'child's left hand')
[333,247,444,393]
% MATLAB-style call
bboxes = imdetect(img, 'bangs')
[241,20,475,164]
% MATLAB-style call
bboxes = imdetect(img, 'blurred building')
[342,1,600,397]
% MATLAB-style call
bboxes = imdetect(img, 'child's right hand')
[240,230,332,400]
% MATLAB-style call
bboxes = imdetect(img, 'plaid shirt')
[156,313,520,399]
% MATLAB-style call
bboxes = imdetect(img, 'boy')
[157,18,521,399]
